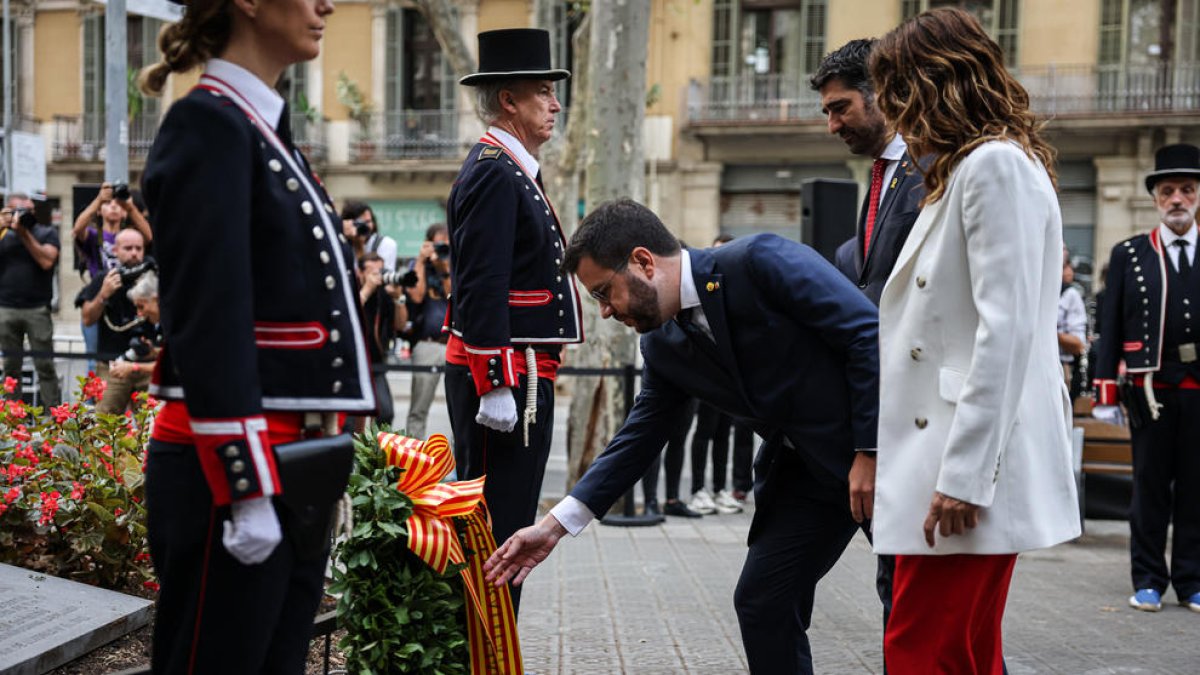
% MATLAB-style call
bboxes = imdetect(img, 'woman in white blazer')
[869,8,1082,674]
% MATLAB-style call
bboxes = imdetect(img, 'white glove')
[476,387,518,433]
[222,495,283,565]
[1092,404,1124,426]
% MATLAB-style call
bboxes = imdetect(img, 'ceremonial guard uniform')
[444,29,583,613]
[142,59,374,673]
[1095,144,1200,612]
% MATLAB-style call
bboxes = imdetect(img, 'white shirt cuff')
[549,495,595,536]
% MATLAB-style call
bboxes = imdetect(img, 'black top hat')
[1145,144,1200,193]
[459,28,570,87]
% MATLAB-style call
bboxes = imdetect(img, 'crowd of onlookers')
[0,187,452,432]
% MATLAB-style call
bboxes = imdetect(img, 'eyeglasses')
[589,267,622,303]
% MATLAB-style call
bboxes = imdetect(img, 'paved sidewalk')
[371,371,1197,674]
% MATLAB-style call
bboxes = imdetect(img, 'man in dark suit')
[811,39,924,304]
[485,199,881,673]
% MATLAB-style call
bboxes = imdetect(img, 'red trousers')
[885,553,1018,675]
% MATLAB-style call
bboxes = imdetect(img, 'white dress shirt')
[1159,222,1198,272]
[487,126,540,178]
[873,134,908,210]
[205,59,285,131]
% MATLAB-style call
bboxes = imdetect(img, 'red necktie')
[864,158,887,257]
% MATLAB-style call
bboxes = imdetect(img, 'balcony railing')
[52,112,160,162]
[1016,63,1200,116]
[687,63,1200,125]
[351,109,470,162]
[290,112,328,162]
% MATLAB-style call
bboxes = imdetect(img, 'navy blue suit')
[571,234,881,673]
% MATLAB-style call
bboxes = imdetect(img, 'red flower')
[0,503,7,516]
[114,507,124,517]
[38,491,61,525]
[5,400,27,419]
[70,482,84,500]
[3,487,19,503]
[82,376,107,401]
[134,552,151,562]
[49,404,76,424]
[100,445,114,458]
[142,580,160,592]
[11,425,31,442]
[2,376,16,393]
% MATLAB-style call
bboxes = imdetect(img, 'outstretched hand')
[484,515,568,587]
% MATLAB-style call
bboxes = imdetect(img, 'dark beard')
[620,274,663,333]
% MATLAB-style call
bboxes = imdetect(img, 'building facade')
[6,0,1199,328]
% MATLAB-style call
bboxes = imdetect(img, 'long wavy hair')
[869,7,1057,205]
[138,1,233,97]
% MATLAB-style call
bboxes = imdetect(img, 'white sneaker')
[688,489,717,515]
[713,489,744,514]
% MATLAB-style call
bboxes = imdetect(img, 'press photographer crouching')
[403,222,452,440]
[358,251,409,427]
[76,228,158,413]
[342,200,398,271]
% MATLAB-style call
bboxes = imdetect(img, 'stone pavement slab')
[0,563,153,675]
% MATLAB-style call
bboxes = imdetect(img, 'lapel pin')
[706,281,720,292]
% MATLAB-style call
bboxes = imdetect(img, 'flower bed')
[0,375,156,591]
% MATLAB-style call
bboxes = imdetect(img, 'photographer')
[72,182,153,279]
[0,194,61,406]
[358,251,407,427]
[403,222,452,439]
[341,200,397,271]
[105,271,162,412]
[76,228,156,413]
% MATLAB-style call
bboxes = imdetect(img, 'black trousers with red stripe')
[444,364,555,616]
[146,439,327,675]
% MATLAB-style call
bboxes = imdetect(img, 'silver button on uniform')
[286,178,300,192]
[333,381,343,393]
[235,478,250,492]
[302,201,314,215]
[330,329,341,343]
[312,226,324,239]
[320,251,330,264]
[332,357,344,368]
[224,445,239,458]
[231,460,245,473]
[325,275,336,289]
[268,159,283,172]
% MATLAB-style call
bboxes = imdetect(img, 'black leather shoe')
[643,500,661,516]
[663,500,703,518]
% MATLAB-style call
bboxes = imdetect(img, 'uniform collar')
[1159,221,1198,250]
[879,133,907,162]
[205,59,286,132]
[487,126,540,177]
[678,249,700,312]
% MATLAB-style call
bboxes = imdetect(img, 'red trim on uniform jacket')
[446,335,561,396]
[507,290,554,307]
[253,321,330,349]
[1093,379,1119,406]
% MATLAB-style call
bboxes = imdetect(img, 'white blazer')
[873,141,1082,555]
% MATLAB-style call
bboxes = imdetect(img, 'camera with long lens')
[380,269,419,288]
[433,242,451,258]
[122,337,153,363]
[117,259,157,287]
[353,219,372,238]
[112,182,131,201]
[11,208,37,229]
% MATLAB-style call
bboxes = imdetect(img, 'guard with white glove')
[476,386,518,432]
[222,495,283,565]
[1092,404,1124,426]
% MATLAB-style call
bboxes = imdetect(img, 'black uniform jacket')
[445,135,584,395]
[1095,227,1171,405]
[142,72,374,504]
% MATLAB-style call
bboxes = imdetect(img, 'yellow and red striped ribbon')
[378,432,523,674]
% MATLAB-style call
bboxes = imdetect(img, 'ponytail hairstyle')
[138,1,233,97]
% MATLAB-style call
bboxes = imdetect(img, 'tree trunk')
[540,11,591,239]
[411,0,475,81]
[564,0,651,492]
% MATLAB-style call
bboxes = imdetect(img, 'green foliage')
[330,424,470,674]
[0,375,156,591]
[336,72,373,138]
